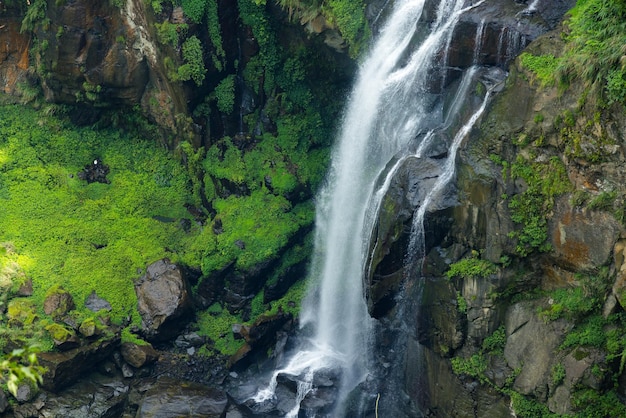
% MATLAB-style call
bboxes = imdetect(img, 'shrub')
[178,36,206,86]
[214,75,235,113]
[446,255,497,280]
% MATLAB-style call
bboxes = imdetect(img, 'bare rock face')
[135,377,229,418]
[38,337,120,392]
[548,199,621,273]
[135,259,193,342]
[0,14,30,96]
[35,1,150,105]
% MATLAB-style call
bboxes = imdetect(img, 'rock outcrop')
[135,259,193,342]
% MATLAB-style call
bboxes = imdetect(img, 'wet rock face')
[135,259,194,342]
[364,155,444,318]
[135,377,228,418]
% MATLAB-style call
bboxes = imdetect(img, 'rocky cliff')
[2,0,626,416]
[366,2,626,416]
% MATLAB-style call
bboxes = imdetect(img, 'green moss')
[0,104,199,324]
[519,53,559,87]
[195,305,244,356]
[120,327,149,346]
[45,322,73,342]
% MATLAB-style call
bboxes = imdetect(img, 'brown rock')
[120,342,159,368]
[135,259,193,342]
[43,287,75,318]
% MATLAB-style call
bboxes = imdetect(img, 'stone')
[77,159,110,184]
[84,291,112,312]
[134,259,193,342]
[503,301,572,397]
[43,287,75,318]
[0,389,8,413]
[38,337,120,392]
[135,377,228,418]
[33,373,128,418]
[16,278,33,297]
[14,382,37,403]
[120,342,159,368]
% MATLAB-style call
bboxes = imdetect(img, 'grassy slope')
[0,104,198,325]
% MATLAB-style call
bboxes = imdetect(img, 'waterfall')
[251,0,497,415]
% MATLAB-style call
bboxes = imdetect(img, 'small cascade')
[472,20,486,65]
[524,0,541,15]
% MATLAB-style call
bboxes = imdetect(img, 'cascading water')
[251,0,504,416]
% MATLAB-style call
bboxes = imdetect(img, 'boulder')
[34,373,128,418]
[135,377,228,418]
[38,337,120,392]
[120,342,159,368]
[135,259,193,342]
[43,287,75,318]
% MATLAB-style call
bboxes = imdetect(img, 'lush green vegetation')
[0,104,198,324]
[446,252,498,280]
[503,155,573,256]
[558,0,626,105]
[196,278,308,356]
[519,53,558,87]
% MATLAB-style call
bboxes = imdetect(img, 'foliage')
[181,0,208,23]
[155,21,188,47]
[456,291,467,314]
[561,315,607,349]
[509,392,558,418]
[451,353,487,382]
[557,0,626,105]
[0,104,198,324]
[0,346,45,397]
[571,388,626,418]
[178,36,207,86]
[120,327,149,346]
[195,304,243,356]
[324,0,370,57]
[539,287,599,322]
[551,362,566,386]
[446,254,497,280]
[540,269,610,323]
[519,53,559,87]
[214,75,235,114]
[482,326,506,355]
[507,155,573,256]
[207,191,313,272]
[20,0,47,33]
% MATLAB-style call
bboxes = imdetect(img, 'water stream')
[252,0,502,415]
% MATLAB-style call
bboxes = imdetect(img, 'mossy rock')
[45,323,80,350]
[43,285,75,318]
[6,298,38,327]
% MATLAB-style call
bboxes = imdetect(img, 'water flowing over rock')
[135,259,193,342]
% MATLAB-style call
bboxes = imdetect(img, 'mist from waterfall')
[252,0,495,415]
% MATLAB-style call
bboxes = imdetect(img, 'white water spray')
[253,0,490,415]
